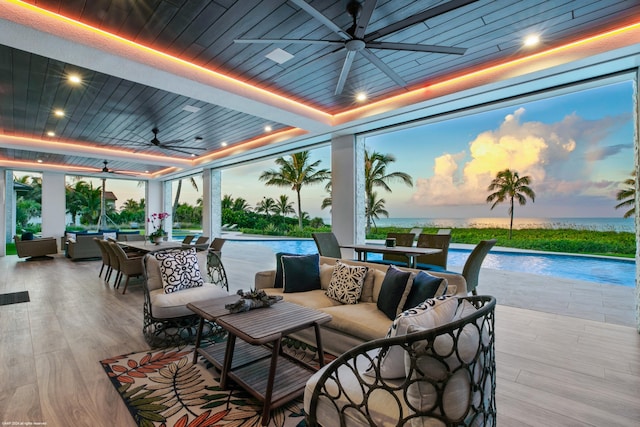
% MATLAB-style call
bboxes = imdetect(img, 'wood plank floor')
[0,242,638,426]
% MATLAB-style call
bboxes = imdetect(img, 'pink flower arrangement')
[147,212,170,239]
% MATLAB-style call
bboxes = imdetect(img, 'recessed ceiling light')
[46,131,55,137]
[264,125,272,132]
[523,34,540,47]
[37,159,43,163]
[190,153,196,157]
[68,74,82,84]
[355,92,368,102]
[145,170,149,173]
[53,109,65,117]
[221,142,228,147]
[265,48,294,65]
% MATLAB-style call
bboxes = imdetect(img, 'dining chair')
[193,236,210,251]
[437,228,452,235]
[312,232,342,258]
[381,232,415,265]
[110,241,144,294]
[181,235,196,245]
[414,233,451,271]
[93,238,110,278]
[124,234,146,242]
[409,228,423,239]
[461,239,497,295]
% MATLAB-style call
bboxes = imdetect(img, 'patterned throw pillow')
[365,295,459,379]
[325,261,368,304]
[155,248,204,293]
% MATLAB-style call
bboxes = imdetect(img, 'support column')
[0,169,6,256]
[41,171,66,249]
[634,68,640,333]
[146,180,163,238]
[331,134,365,249]
[202,168,221,239]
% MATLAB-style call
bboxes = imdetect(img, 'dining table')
[119,240,184,253]
[339,243,442,268]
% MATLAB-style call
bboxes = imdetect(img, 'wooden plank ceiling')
[0,0,638,176]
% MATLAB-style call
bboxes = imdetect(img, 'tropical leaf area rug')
[100,339,332,427]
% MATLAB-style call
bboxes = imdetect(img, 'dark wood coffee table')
[187,298,332,426]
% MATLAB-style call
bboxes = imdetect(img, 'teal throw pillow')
[377,265,412,320]
[403,271,447,311]
[282,254,321,293]
[274,252,297,288]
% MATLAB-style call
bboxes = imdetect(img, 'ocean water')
[325,217,634,232]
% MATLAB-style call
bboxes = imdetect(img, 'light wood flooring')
[0,241,639,426]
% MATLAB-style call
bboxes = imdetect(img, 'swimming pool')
[233,239,636,287]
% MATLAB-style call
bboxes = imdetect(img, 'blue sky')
[52,80,634,221]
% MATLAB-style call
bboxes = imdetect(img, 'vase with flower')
[148,212,170,244]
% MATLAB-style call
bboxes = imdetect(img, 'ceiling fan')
[106,128,207,156]
[234,0,474,95]
[98,160,137,176]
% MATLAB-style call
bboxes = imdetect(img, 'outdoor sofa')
[13,235,58,260]
[64,231,142,260]
[254,255,467,356]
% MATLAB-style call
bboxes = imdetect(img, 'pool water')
[234,239,636,287]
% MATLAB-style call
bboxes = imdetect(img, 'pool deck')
[221,239,637,328]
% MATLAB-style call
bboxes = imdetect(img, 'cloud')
[411,108,630,207]
[584,144,632,161]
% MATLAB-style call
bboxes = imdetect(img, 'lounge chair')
[14,235,58,260]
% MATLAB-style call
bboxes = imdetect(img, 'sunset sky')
[54,79,634,222]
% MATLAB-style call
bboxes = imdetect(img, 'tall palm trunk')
[296,188,303,229]
[509,196,514,239]
[173,180,183,219]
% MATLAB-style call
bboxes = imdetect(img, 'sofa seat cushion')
[320,303,392,342]
[262,288,343,310]
[304,349,408,426]
[150,283,229,319]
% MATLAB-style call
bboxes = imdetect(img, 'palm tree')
[364,150,412,233]
[255,197,277,216]
[486,169,536,239]
[365,191,388,232]
[615,171,636,218]
[321,181,332,211]
[172,176,199,219]
[259,151,330,228]
[221,194,234,210]
[232,197,251,212]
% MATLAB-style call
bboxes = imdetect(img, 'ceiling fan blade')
[367,41,466,55]
[289,0,351,40]
[234,38,341,46]
[157,139,185,146]
[360,48,406,87]
[335,50,358,95]
[156,146,198,156]
[353,0,378,39]
[364,0,478,42]
[164,145,207,150]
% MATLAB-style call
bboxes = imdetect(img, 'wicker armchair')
[142,248,229,347]
[305,295,496,427]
